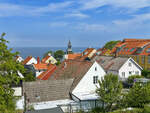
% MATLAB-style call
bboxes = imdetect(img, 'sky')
[1,0,150,47]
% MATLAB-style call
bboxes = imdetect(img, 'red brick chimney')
[37,57,40,64]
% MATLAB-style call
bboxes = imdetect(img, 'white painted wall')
[26,57,37,65]
[12,87,22,96]
[72,61,106,94]
[16,56,24,63]
[45,56,57,64]
[36,71,44,77]
[119,58,142,79]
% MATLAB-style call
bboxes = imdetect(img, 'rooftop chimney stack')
[37,57,40,64]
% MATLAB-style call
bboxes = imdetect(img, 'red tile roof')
[80,48,96,60]
[112,38,150,56]
[67,53,81,60]
[22,56,32,65]
[42,56,51,63]
[37,64,57,80]
[33,63,48,70]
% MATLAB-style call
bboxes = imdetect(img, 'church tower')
[67,40,72,54]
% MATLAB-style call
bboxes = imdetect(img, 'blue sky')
[1,0,150,47]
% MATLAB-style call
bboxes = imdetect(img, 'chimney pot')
[37,57,40,64]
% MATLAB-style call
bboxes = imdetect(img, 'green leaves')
[0,33,25,111]
[96,74,122,112]
[103,41,120,50]
[125,83,150,108]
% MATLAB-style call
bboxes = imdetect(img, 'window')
[129,62,132,67]
[135,71,139,75]
[136,56,139,63]
[146,48,150,53]
[95,67,97,71]
[122,72,125,78]
[148,56,150,64]
[130,48,135,52]
[129,71,132,75]
[93,76,98,84]
[142,56,145,64]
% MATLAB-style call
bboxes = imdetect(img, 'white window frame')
[122,72,125,78]
[93,76,98,84]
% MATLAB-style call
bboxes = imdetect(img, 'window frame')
[93,76,98,84]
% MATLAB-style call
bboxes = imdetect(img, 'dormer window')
[95,67,97,71]
[129,62,132,67]
[93,76,98,84]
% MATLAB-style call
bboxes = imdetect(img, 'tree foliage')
[54,50,64,61]
[125,83,150,108]
[127,75,144,84]
[43,50,53,58]
[103,41,120,50]
[0,33,25,112]
[96,74,122,112]
[23,71,36,82]
[142,69,150,78]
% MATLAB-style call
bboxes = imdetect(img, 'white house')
[15,56,24,63]
[23,56,37,65]
[92,56,143,81]
[42,54,57,64]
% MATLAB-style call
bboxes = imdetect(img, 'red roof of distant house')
[15,56,20,61]
[112,38,150,55]
[80,48,95,60]
[33,63,48,70]
[37,64,57,80]
[42,55,51,63]
[67,53,81,60]
[22,56,32,65]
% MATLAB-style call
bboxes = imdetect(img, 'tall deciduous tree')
[96,74,122,112]
[0,33,25,112]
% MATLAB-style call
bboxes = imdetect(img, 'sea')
[12,47,94,59]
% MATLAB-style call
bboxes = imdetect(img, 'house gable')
[119,58,142,79]
[72,61,106,95]
[26,57,37,65]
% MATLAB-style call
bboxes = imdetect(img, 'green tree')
[103,41,120,50]
[125,83,150,108]
[54,50,64,61]
[127,75,144,84]
[23,71,36,82]
[142,69,150,78]
[43,50,53,58]
[96,74,122,112]
[0,33,25,112]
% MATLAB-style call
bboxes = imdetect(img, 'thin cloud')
[74,23,106,31]
[49,22,69,27]
[0,1,73,17]
[64,12,89,19]
[79,0,150,12]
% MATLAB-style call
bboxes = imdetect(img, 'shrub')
[90,107,105,113]
[127,75,143,84]
[142,69,150,78]
[142,105,150,113]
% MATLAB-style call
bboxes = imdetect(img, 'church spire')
[67,40,72,54]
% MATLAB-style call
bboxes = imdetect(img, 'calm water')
[12,47,90,59]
